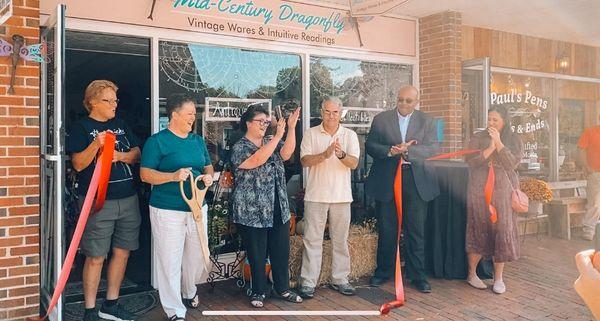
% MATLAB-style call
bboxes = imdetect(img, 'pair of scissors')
[180,173,213,274]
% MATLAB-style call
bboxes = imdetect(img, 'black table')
[425,160,493,279]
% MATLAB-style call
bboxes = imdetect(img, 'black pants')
[374,167,429,281]
[237,219,290,296]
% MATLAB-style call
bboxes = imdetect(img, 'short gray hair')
[321,96,343,109]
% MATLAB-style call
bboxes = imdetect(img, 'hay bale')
[289,224,378,286]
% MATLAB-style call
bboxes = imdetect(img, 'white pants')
[584,173,600,236]
[299,201,351,288]
[150,205,208,319]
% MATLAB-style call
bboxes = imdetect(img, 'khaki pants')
[584,173,600,236]
[299,201,351,288]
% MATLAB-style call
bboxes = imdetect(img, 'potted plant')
[519,177,553,214]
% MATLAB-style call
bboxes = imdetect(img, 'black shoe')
[98,302,136,321]
[83,309,99,321]
[369,276,389,287]
[411,279,431,293]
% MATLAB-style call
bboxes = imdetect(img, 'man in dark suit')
[366,85,440,293]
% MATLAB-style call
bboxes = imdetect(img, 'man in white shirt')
[297,96,360,298]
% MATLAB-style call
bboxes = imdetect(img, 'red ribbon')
[379,158,406,315]
[29,133,116,321]
[426,149,480,161]
[93,134,116,213]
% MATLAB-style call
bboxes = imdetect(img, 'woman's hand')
[113,151,123,163]
[287,107,301,129]
[172,167,192,182]
[201,174,213,186]
[274,118,286,139]
[488,127,501,144]
[94,131,108,148]
[488,127,505,150]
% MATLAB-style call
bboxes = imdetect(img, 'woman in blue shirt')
[140,94,214,321]
[231,104,301,308]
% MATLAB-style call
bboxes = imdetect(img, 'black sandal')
[250,293,265,308]
[273,289,303,303]
[182,292,200,309]
[168,315,185,321]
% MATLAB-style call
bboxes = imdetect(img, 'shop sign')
[0,0,12,25]
[491,89,549,109]
[174,0,345,34]
[40,0,416,56]
[340,107,381,128]
[491,89,550,135]
[510,118,547,135]
[205,97,271,122]
[350,0,409,16]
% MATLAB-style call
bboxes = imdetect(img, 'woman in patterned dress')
[230,104,302,308]
[465,106,523,294]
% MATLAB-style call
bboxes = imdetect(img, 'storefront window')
[490,73,553,180]
[159,41,302,252]
[486,73,600,182]
[557,80,600,181]
[309,56,412,217]
[159,40,302,167]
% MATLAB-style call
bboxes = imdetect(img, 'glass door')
[461,57,491,147]
[40,4,66,321]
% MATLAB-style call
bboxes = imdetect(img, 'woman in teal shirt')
[140,94,213,321]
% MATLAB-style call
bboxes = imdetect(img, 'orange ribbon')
[485,164,497,223]
[380,158,406,315]
[29,132,116,321]
[93,133,116,213]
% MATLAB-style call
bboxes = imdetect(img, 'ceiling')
[66,31,150,56]
[311,0,600,47]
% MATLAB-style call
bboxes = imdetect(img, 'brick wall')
[419,11,463,152]
[0,1,41,320]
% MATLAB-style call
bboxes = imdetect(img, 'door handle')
[41,154,61,161]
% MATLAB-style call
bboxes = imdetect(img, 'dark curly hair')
[487,105,521,153]
[166,93,196,120]
[239,103,269,132]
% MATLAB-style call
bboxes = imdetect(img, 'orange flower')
[519,178,553,203]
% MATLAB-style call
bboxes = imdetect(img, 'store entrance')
[63,31,152,303]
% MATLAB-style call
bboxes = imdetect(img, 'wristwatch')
[337,151,347,159]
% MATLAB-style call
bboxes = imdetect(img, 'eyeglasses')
[397,98,415,104]
[251,119,271,126]
[322,110,340,117]
[101,99,119,105]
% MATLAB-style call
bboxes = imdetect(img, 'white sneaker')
[493,280,506,294]
[467,276,487,289]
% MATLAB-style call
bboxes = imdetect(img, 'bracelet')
[337,151,346,159]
